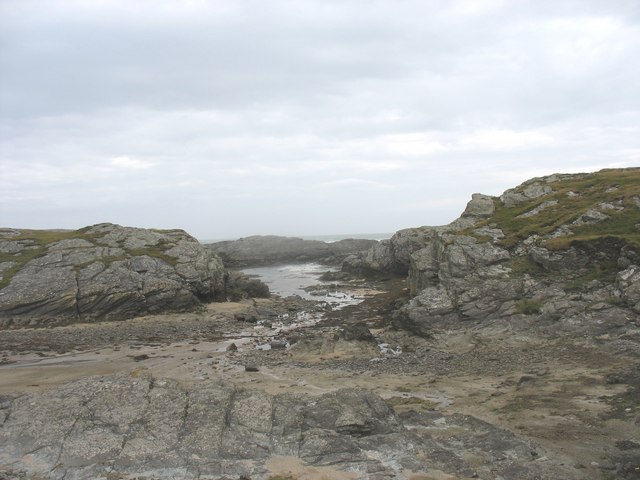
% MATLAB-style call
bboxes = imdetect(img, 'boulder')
[500,182,553,207]
[226,271,270,300]
[0,224,226,328]
[460,193,496,219]
[288,323,380,359]
[617,266,640,313]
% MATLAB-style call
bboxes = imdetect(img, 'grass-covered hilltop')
[471,167,640,294]
[483,168,640,250]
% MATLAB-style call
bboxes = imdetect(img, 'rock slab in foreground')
[0,372,571,480]
[0,224,226,328]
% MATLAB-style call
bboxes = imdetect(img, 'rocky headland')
[0,168,639,480]
[208,235,378,267]
[345,168,640,337]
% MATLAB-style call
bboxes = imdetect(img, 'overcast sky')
[1,0,639,240]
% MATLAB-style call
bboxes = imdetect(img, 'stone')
[461,193,496,218]
[617,266,640,312]
[269,340,288,350]
[501,183,553,207]
[573,209,610,225]
[408,285,456,316]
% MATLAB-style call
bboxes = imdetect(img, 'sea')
[199,232,393,307]
[241,262,362,308]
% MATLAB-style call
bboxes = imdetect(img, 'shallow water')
[241,263,363,309]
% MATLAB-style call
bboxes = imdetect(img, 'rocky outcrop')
[347,168,640,336]
[0,224,227,328]
[0,371,561,480]
[343,193,496,276]
[208,235,377,267]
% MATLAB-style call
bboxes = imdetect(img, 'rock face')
[0,224,227,328]
[345,168,640,336]
[208,235,378,267]
[0,371,557,480]
[343,192,496,276]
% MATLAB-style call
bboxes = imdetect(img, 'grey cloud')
[1,0,639,238]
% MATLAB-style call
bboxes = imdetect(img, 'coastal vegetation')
[484,169,640,250]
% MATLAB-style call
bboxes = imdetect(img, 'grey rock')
[289,323,379,358]
[0,224,227,328]
[461,193,496,218]
[473,226,505,241]
[407,285,456,316]
[343,193,497,277]
[617,266,640,312]
[501,183,553,207]
[573,209,610,225]
[343,240,395,275]
[226,271,270,300]
[344,226,446,276]
[440,236,510,279]
[0,373,555,480]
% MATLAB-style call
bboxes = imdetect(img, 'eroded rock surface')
[0,371,567,480]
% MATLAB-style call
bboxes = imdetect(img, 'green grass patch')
[563,261,619,292]
[0,246,46,289]
[387,396,438,411]
[515,299,542,315]
[127,247,178,266]
[508,256,547,276]
[466,168,640,251]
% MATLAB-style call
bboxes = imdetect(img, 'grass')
[515,299,542,315]
[562,260,619,292]
[470,168,640,251]
[0,246,47,289]
[508,256,547,276]
[387,396,438,411]
[127,247,178,267]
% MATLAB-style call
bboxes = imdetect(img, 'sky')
[1,0,639,240]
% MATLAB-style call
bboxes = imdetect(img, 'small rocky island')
[0,168,639,480]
